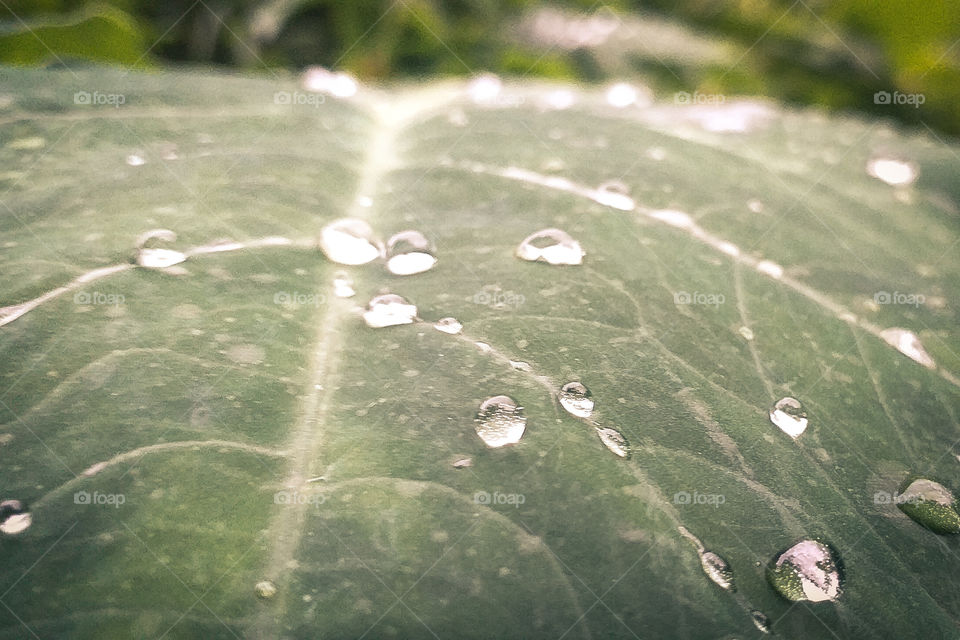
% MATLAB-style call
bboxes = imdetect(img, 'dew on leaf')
[649,209,694,230]
[386,230,437,275]
[897,478,960,534]
[751,610,771,634]
[756,260,784,279]
[769,397,808,438]
[739,326,755,340]
[606,82,646,108]
[509,360,533,372]
[475,395,526,447]
[126,153,146,167]
[255,580,278,599]
[363,294,417,328]
[302,67,358,97]
[134,229,187,269]
[558,381,594,418]
[594,181,635,210]
[467,73,502,103]
[333,271,356,298]
[768,540,842,603]
[516,228,584,265]
[699,551,735,591]
[866,157,917,186]
[319,219,382,265]
[880,328,935,369]
[434,317,463,335]
[452,457,473,469]
[595,426,629,458]
[0,499,31,535]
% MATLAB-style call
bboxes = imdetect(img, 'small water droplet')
[509,360,533,372]
[751,610,771,634]
[699,550,735,591]
[594,181,635,210]
[126,153,146,167]
[475,342,493,353]
[649,209,694,230]
[134,229,187,269]
[768,540,842,602]
[747,199,764,213]
[255,580,277,599]
[897,478,960,534]
[605,83,641,108]
[756,260,784,279]
[0,500,31,535]
[319,219,383,265]
[595,426,629,458]
[541,89,575,111]
[434,317,463,335]
[739,326,755,340]
[468,73,502,103]
[867,157,917,186]
[880,328,935,369]
[386,230,437,275]
[362,294,417,328]
[516,228,584,265]
[475,395,526,447]
[769,397,808,438]
[558,382,594,418]
[302,67,357,97]
[333,271,355,298]
[452,457,473,468]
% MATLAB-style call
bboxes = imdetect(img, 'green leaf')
[1,68,959,639]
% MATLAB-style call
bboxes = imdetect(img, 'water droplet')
[595,426,630,458]
[467,73,502,103]
[302,67,357,97]
[255,580,277,599]
[126,153,146,167]
[509,360,533,372]
[452,457,473,468]
[866,157,917,186]
[516,228,584,265]
[880,328,935,369]
[747,199,764,213]
[768,540,842,602]
[0,500,31,535]
[756,260,784,279]
[475,342,493,353]
[769,397,808,438]
[594,181,635,210]
[751,610,772,634]
[434,317,463,335]
[699,550,735,591]
[541,89,575,111]
[475,395,526,447]
[606,82,646,108]
[739,326,755,340]
[386,230,437,275]
[897,478,960,534]
[134,229,187,269]
[362,294,417,328]
[333,271,355,298]
[649,209,694,230]
[558,382,594,418]
[319,219,382,265]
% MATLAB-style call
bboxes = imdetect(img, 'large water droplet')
[768,540,842,603]
[333,271,355,298]
[434,317,463,335]
[558,382,594,418]
[134,229,187,269]
[255,580,278,599]
[475,395,526,447]
[516,228,584,265]
[595,426,629,458]
[594,181,635,210]
[700,550,735,591]
[362,294,417,328]
[897,478,960,534]
[769,397,808,438]
[0,499,31,535]
[866,157,917,186]
[386,230,437,275]
[880,328,936,369]
[751,610,772,634]
[319,219,382,265]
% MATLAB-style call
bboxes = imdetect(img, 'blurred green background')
[1,0,958,134]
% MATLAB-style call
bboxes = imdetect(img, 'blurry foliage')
[0,0,957,134]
